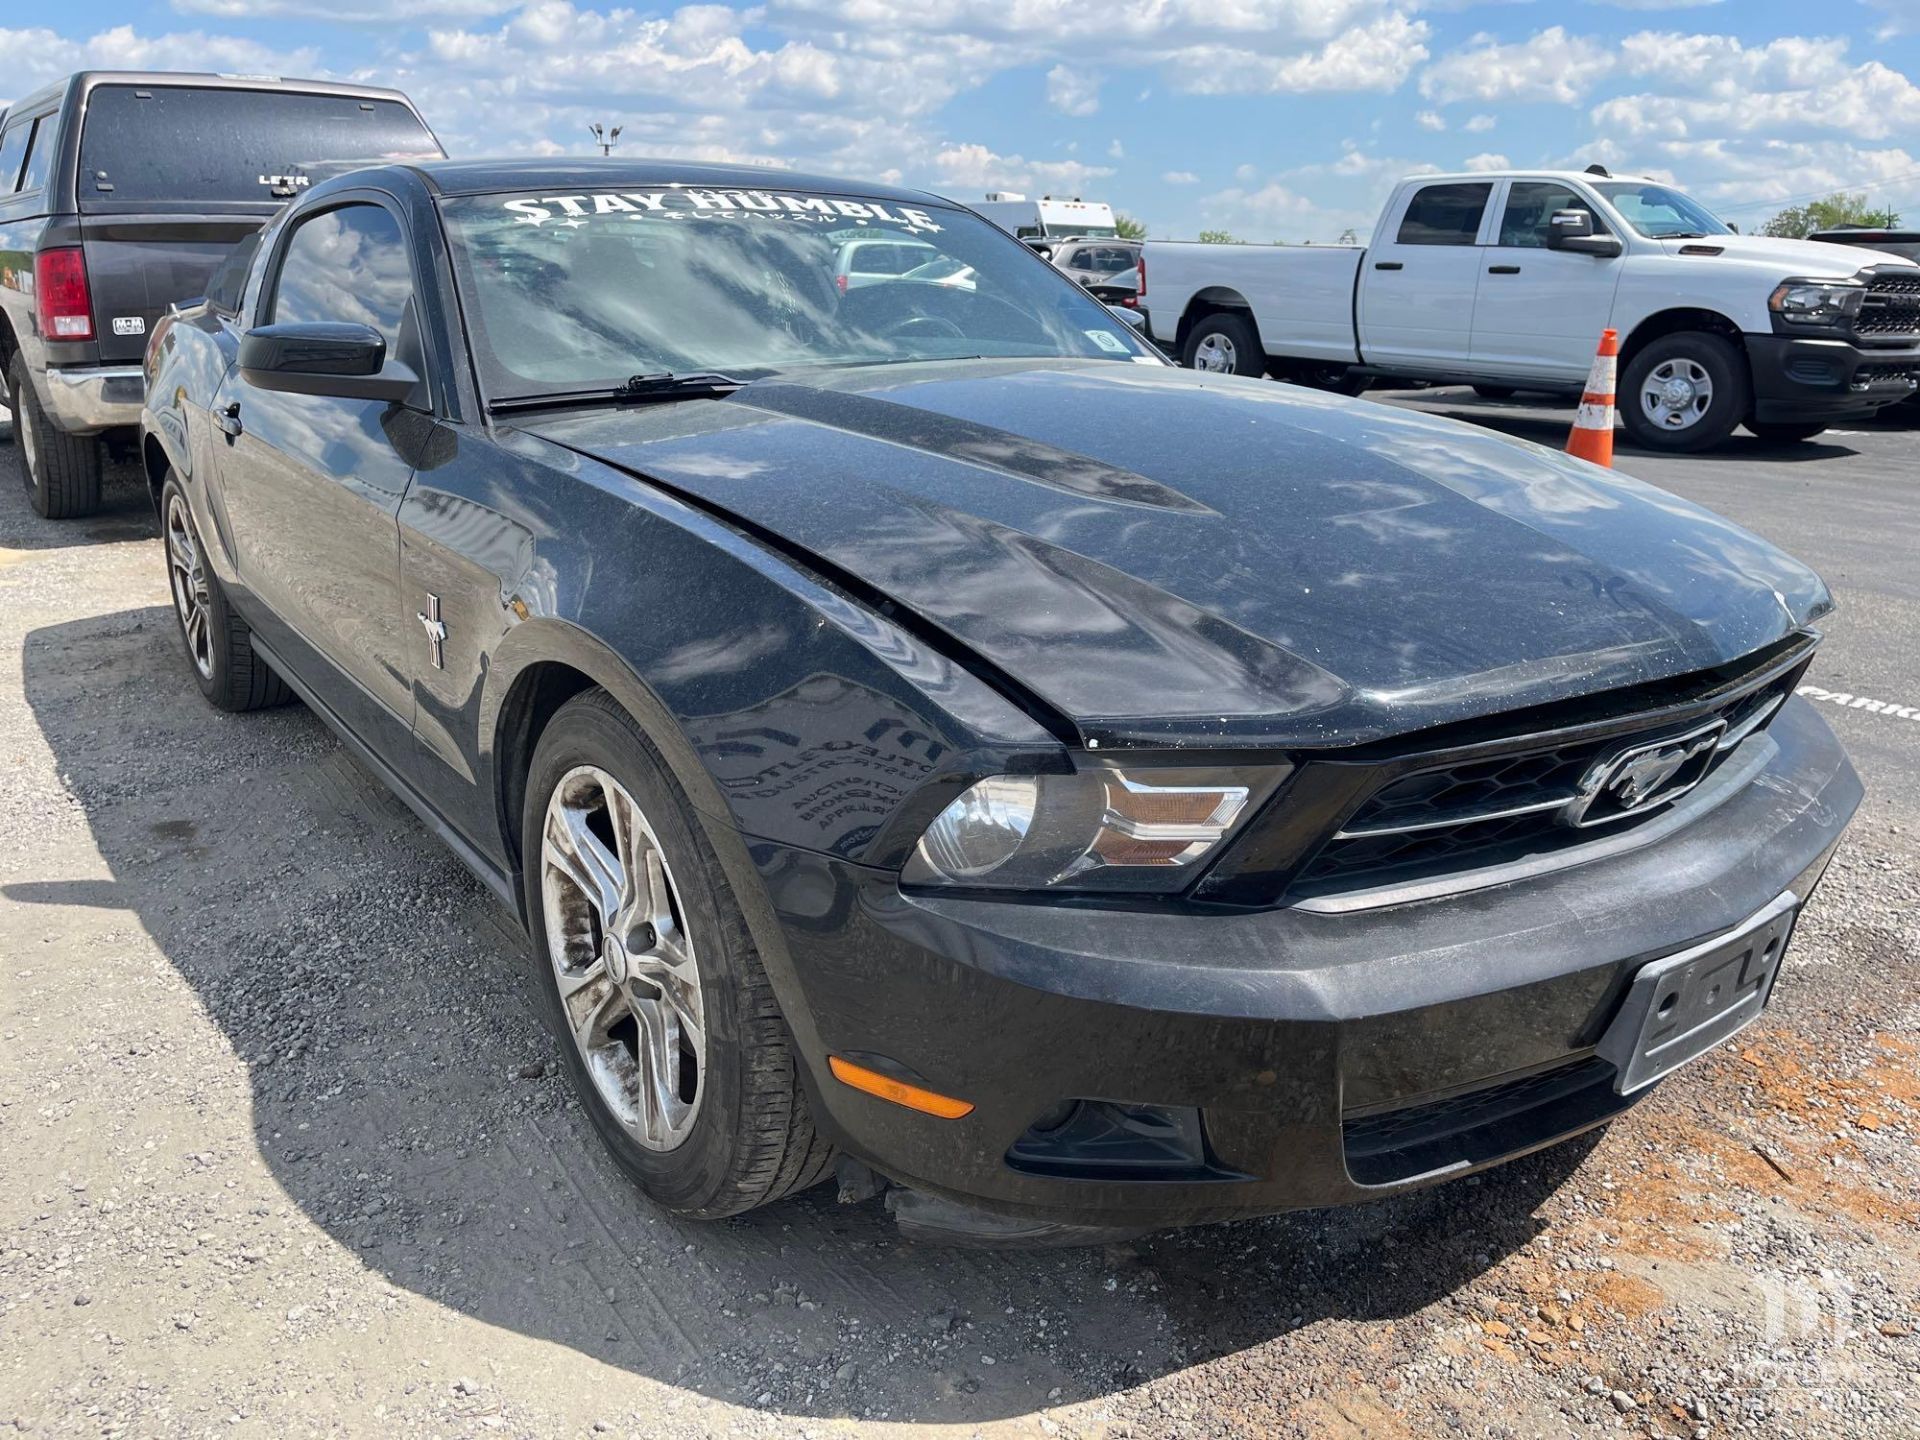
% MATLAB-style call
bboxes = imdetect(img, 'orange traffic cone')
[1566,329,1619,467]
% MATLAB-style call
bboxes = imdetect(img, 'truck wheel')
[1742,421,1828,445]
[1286,362,1369,396]
[1472,384,1518,400]
[523,689,837,1219]
[1619,333,1748,453]
[10,354,104,519]
[161,477,292,712]
[1182,313,1264,377]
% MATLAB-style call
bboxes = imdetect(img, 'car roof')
[1405,170,1663,186]
[7,70,420,116]
[396,157,954,208]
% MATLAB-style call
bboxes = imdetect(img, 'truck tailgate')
[81,213,271,363]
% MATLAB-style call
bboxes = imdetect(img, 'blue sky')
[4,0,1918,240]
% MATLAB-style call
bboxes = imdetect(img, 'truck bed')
[1141,242,1365,363]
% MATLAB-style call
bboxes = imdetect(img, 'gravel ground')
[0,408,1915,1440]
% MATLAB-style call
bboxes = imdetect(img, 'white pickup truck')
[1138,167,1920,450]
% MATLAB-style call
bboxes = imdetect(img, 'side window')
[16,118,54,196]
[0,124,30,194]
[1499,183,1607,249]
[1395,182,1494,247]
[206,230,263,316]
[270,203,417,363]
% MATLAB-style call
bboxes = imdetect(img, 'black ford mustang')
[140,159,1860,1243]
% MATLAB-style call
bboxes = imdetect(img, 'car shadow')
[1372,392,1869,463]
[15,603,1597,1424]
[0,430,159,548]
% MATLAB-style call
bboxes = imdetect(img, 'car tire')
[1472,384,1518,400]
[1182,312,1265,377]
[160,476,293,712]
[1619,333,1749,453]
[522,689,836,1219]
[1742,421,1829,444]
[11,354,104,519]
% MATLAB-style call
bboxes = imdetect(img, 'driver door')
[1471,181,1625,381]
[212,198,425,754]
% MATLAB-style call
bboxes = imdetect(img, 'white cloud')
[1462,152,1510,171]
[0,23,317,105]
[1421,25,1615,104]
[929,141,1114,197]
[1107,139,1126,158]
[1045,64,1100,116]
[1416,109,1447,130]
[173,0,512,16]
[1163,170,1201,184]
[1463,113,1496,132]
[1168,13,1429,95]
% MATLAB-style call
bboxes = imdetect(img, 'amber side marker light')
[828,1056,974,1119]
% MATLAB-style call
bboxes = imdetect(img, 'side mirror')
[1107,305,1146,330]
[238,322,420,403]
[1546,209,1623,258]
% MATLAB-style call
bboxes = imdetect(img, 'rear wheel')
[1284,361,1369,396]
[523,690,835,1218]
[1619,332,1748,453]
[1742,421,1829,444]
[1181,312,1264,377]
[10,354,104,518]
[161,477,291,711]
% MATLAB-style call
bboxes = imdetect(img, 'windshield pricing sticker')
[502,190,945,234]
[1085,329,1130,353]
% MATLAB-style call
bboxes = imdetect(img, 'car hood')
[1659,232,1920,274]
[521,360,1830,748]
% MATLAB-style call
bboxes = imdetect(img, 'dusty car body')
[140,158,1860,1242]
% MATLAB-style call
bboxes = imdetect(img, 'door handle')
[215,402,243,440]
[1488,265,1522,275]
[1374,261,1404,271]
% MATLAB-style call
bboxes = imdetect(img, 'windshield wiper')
[489,371,748,415]
[1660,231,1713,240]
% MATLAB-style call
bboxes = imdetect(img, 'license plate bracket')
[1597,891,1799,1095]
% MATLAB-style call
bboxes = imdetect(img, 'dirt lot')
[1,409,1915,1440]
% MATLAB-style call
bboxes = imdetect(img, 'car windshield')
[439,187,1158,398]
[1592,182,1732,239]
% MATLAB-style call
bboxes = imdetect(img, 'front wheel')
[1742,421,1829,444]
[523,690,835,1218]
[160,477,292,711]
[1181,312,1265,377]
[1619,333,1749,453]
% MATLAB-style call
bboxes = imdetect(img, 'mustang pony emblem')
[417,594,447,670]
[1564,722,1727,828]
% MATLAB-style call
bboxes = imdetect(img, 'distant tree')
[1197,229,1238,244]
[1114,214,1147,240]
[1761,192,1902,239]
[1335,227,1360,245]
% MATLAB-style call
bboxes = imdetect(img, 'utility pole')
[588,123,622,158]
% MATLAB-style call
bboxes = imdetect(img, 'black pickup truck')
[0,71,440,517]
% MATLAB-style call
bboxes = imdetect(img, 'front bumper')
[756,697,1859,1229]
[1745,333,1920,422]
[39,364,146,435]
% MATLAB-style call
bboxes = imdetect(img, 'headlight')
[903,765,1287,894]
[1769,279,1865,326]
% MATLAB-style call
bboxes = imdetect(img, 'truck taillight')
[1136,254,1146,298]
[36,248,95,342]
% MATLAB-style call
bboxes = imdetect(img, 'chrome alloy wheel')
[165,492,216,680]
[540,766,706,1150]
[1641,358,1714,433]
[1192,331,1238,373]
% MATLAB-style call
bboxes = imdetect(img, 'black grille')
[1856,272,1920,338]
[1857,363,1920,387]
[1290,665,1800,896]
